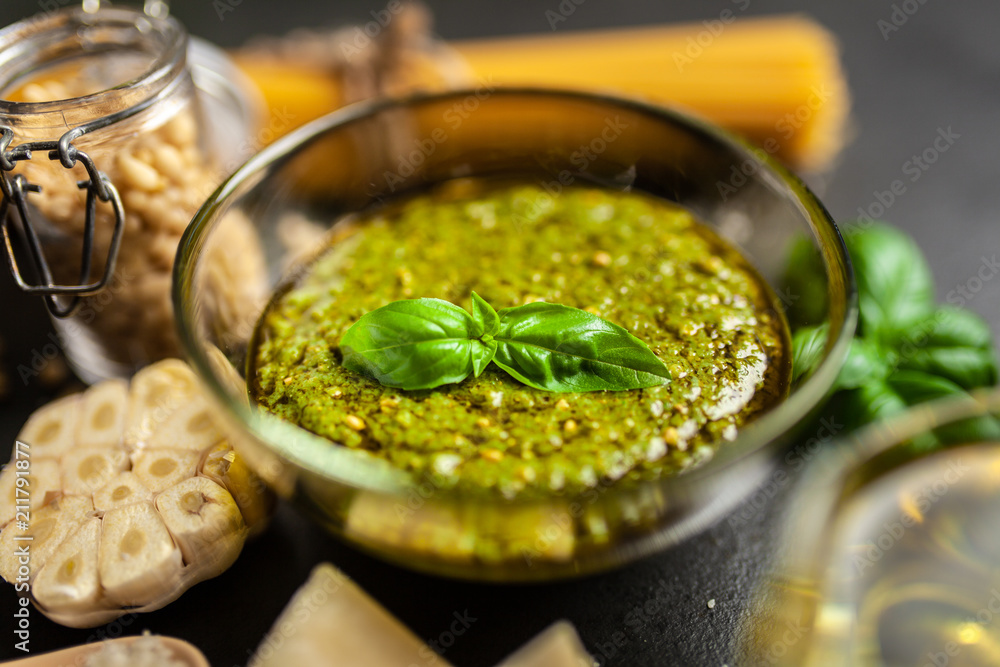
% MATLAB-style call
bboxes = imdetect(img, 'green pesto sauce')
[251,181,790,499]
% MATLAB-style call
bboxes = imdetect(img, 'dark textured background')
[0,1,997,665]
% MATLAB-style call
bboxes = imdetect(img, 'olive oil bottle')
[739,393,1000,667]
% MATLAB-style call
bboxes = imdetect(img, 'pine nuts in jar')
[0,5,264,382]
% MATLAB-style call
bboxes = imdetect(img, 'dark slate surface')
[1,1,997,665]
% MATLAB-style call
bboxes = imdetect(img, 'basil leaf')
[493,302,670,392]
[785,222,937,341]
[892,370,983,446]
[846,223,935,342]
[885,370,1000,449]
[469,292,499,377]
[832,381,909,435]
[912,306,995,350]
[470,291,499,336]
[835,337,889,391]
[786,221,1000,449]
[835,373,1000,452]
[339,298,494,390]
[470,339,498,378]
[783,237,830,328]
[886,370,977,451]
[896,307,999,389]
[791,324,888,389]
[790,324,827,384]
[888,369,968,405]
[856,380,909,421]
[933,412,1000,449]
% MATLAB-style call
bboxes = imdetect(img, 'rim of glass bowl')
[173,87,858,501]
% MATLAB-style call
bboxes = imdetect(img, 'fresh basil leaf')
[840,371,964,441]
[493,302,670,392]
[831,369,998,451]
[469,292,500,377]
[786,223,936,341]
[888,369,968,405]
[792,324,889,390]
[783,237,830,328]
[846,223,935,342]
[832,381,909,435]
[910,306,994,350]
[790,324,827,384]
[835,337,890,391]
[785,221,1000,449]
[470,335,497,379]
[901,347,998,391]
[822,390,873,436]
[855,380,909,421]
[339,298,492,390]
[884,369,1000,450]
[933,414,1000,449]
[896,307,998,389]
[471,291,499,337]
[885,370,995,451]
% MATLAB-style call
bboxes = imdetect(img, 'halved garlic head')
[0,359,274,627]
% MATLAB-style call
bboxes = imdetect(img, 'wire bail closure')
[0,126,126,318]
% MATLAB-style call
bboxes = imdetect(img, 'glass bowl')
[173,89,856,581]
[738,389,1000,666]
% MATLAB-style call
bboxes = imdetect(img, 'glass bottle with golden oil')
[738,390,1000,667]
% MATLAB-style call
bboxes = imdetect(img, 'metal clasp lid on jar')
[0,0,170,318]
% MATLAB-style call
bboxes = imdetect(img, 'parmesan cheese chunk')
[249,563,455,667]
[496,621,596,667]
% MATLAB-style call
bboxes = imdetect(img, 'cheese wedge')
[249,563,455,667]
[496,621,596,667]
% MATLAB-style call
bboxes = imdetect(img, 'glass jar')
[0,3,256,382]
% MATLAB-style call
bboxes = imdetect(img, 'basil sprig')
[339,293,670,392]
[787,221,1000,445]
